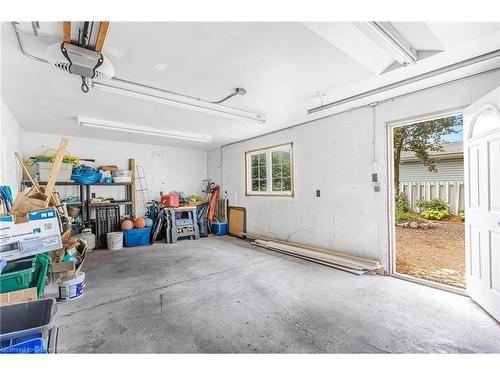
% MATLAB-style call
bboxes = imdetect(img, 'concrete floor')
[49,236,500,353]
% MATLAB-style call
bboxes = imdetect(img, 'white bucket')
[107,232,123,251]
[58,272,85,301]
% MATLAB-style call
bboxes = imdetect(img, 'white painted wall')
[0,98,24,197]
[208,71,500,269]
[22,132,208,216]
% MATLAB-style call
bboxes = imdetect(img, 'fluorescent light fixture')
[366,22,418,66]
[91,79,265,124]
[78,117,212,143]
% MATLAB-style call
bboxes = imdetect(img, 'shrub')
[396,192,410,214]
[458,209,465,221]
[416,198,450,212]
[395,211,421,222]
[421,209,450,220]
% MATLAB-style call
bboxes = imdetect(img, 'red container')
[161,194,179,207]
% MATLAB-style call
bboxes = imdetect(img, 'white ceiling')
[1,21,499,150]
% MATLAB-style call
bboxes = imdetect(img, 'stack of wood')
[244,233,383,275]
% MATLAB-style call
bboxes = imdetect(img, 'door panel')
[464,87,500,322]
[467,146,480,208]
[491,231,500,293]
[488,138,500,212]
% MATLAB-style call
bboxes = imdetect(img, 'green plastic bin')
[0,257,36,294]
[33,253,49,299]
[0,253,50,298]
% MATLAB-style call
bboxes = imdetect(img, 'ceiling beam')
[94,21,109,52]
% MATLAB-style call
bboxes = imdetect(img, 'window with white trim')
[245,143,293,196]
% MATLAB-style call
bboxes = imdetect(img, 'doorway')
[388,110,466,291]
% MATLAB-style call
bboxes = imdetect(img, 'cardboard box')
[0,208,62,261]
[11,188,48,218]
[51,261,76,283]
[0,287,38,306]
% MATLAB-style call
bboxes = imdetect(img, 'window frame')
[245,142,294,197]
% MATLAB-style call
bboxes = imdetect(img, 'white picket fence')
[399,180,464,214]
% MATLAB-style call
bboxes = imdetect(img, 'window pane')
[272,151,283,164]
[259,180,267,191]
[283,177,291,191]
[282,164,290,178]
[258,153,267,165]
[251,155,259,167]
[272,163,282,178]
[251,179,259,191]
[272,178,283,192]
[259,166,266,179]
[251,167,258,179]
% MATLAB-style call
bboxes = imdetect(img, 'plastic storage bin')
[0,257,36,294]
[211,222,228,236]
[0,299,57,348]
[0,253,49,298]
[123,227,151,247]
[0,338,47,354]
[38,162,73,182]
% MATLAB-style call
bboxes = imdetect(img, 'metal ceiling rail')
[308,49,500,114]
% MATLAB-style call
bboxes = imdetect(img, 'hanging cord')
[211,87,246,104]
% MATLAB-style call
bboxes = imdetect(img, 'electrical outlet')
[373,182,380,192]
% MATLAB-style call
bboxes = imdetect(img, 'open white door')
[464,87,500,322]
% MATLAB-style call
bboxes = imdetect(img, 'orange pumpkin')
[121,220,134,230]
[133,217,146,229]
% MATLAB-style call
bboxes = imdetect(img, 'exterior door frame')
[385,106,467,295]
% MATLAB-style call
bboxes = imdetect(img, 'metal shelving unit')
[21,180,133,228]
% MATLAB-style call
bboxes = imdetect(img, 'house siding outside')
[399,158,464,182]
[399,141,464,214]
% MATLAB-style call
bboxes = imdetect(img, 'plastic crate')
[95,205,121,248]
[0,253,49,298]
[123,227,151,247]
[0,299,57,348]
[0,257,36,294]
[0,338,47,354]
[33,253,49,299]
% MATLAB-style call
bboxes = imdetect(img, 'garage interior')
[1,18,500,356]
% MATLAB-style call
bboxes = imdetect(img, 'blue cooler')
[123,227,151,247]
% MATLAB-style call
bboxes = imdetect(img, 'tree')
[393,115,461,194]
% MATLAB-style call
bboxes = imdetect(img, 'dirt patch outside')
[396,221,465,288]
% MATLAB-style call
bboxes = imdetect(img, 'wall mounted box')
[0,208,62,261]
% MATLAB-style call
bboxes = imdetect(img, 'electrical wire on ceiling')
[211,87,247,104]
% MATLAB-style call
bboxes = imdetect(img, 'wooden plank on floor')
[243,232,380,267]
[253,243,365,275]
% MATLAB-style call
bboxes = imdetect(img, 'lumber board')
[94,22,109,52]
[128,158,136,218]
[15,152,58,207]
[43,138,69,206]
[15,153,42,193]
[243,232,380,267]
[255,240,379,271]
[228,206,246,238]
[253,243,365,275]
[63,22,71,43]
